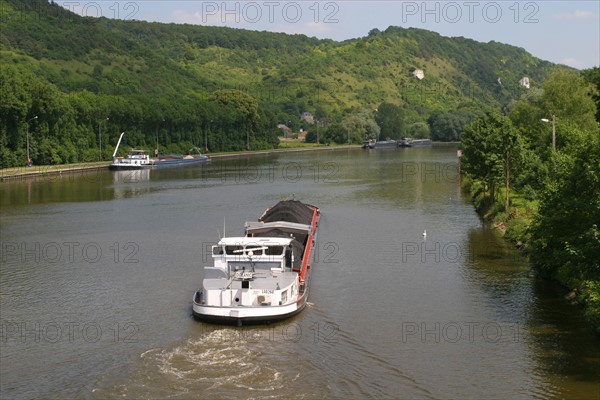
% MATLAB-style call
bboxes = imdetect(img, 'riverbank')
[0,162,111,181]
[0,144,360,181]
[463,177,600,334]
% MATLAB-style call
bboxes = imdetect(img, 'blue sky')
[61,1,599,69]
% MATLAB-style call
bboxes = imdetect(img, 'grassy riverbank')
[0,161,111,180]
[463,177,600,334]
[463,177,538,243]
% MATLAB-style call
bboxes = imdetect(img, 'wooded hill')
[0,0,558,166]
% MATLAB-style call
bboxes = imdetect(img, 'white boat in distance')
[193,200,321,326]
[110,149,154,170]
[109,132,209,170]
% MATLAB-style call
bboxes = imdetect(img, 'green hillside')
[0,0,557,167]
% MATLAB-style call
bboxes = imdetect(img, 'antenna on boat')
[217,216,226,239]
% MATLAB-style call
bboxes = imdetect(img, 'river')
[1,147,598,399]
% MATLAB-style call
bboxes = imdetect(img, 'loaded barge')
[192,200,320,326]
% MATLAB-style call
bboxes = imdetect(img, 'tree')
[0,65,33,163]
[507,70,598,196]
[540,69,597,132]
[342,112,380,143]
[208,90,264,150]
[461,111,522,208]
[406,122,430,139]
[304,129,317,143]
[530,131,600,283]
[428,111,481,141]
[323,124,348,145]
[581,67,600,123]
[375,102,405,140]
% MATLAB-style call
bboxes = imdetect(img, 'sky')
[60,1,599,69]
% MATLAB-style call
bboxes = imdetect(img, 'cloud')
[169,8,336,38]
[171,9,230,26]
[561,57,586,69]
[553,10,594,21]
[273,21,336,38]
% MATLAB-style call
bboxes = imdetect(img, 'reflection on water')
[111,169,151,200]
[1,169,114,206]
[112,169,151,184]
[527,279,600,399]
[1,148,598,399]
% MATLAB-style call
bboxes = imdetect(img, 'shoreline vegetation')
[459,69,600,334]
[465,178,600,334]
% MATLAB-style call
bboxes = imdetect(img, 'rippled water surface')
[1,147,598,399]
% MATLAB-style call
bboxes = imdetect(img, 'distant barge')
[398,138,432,147]
[362,138,432,149]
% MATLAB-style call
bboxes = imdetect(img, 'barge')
[362,139,399,149]
[398,138,432,147]
[192,200,320,326]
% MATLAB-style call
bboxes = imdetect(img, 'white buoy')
[422,229,427,240]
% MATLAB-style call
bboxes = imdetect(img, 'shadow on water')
[527,279,600,381]
[465,221,600,398]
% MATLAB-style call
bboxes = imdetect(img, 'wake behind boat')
[109,132,209,170]
[192,200,321,326]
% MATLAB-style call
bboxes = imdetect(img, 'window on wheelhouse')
[225,245,244,255]
[265,246,284,256]
[228,261,281,274]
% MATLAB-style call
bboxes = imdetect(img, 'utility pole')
[316,120,320,145]
[26,116,38,167]
[541,115,556,151]
[551,114,556,152]
[156,118,164,157]
[99,117,109,161]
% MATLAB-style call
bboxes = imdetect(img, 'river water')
[1,147,598,399]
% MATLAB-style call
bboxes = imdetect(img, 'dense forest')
[0,0,560,167]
